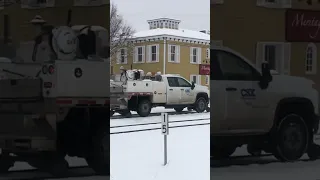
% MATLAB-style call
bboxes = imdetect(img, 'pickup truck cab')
[111,74,210,117]
[211,46,319,161]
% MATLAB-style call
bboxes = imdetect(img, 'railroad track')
[111,118,210,134]
[110,110,204,119]
[0,166,108,180]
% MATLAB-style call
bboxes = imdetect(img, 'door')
[215,49,263,131]
[211,50,228,133]
[176,77,194,104]
[166,77,181,104]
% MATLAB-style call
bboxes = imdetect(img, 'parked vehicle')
[0,23,109,176]
[111,72,210,117]
[211,46,319,161]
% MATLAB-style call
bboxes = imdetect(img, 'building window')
[120,48,127,64]
[190,47,201,64]
[116,48,127,64]
[147,44,159,63]
[134,46,145,63]
[190,75,201,85]
[168,45,180,63]
[205,75,209,85]
[306,43,317,74]
[256,42,291,75]
[264,45,277,70]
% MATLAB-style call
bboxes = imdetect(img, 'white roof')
[133,28,210,41]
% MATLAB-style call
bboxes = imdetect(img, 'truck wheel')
[110,110,114,117]
[137,99,151,117]
[86,126,109,175]
[212,146,236,159]
[174,107,184,113]
[273,114,309,162]
[194,97,207,113]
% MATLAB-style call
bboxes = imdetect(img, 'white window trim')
[116,48,128,64]
[205,75,209,85]
[190,47,201,64]
[256,41,291,75]
[190,75,201,85]
[211,0,224,5]
[168,44,180,63]
[21,0,55,8]
[147,44,160,63]
[134,46,145,63]
[305,43,317,75]
[256,0,292,8]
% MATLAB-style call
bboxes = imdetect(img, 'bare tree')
[110,3,135,62]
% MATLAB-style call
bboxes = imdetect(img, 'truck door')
[210,52,228,133]
[176,77,194,104]
[215,50,263,131]
[166,77,181,104]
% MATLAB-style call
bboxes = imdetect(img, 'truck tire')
[137,99,151,117]
[110,110,114,117]
[194,97,207,113]
[174,107,184,113]
[86,126,109,175]
[273,114,309,162]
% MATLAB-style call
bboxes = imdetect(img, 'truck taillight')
[48,65,55,74]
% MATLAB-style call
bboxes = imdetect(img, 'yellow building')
[0,0,109,52]
[112,18,210,87]
[211,0,320,89]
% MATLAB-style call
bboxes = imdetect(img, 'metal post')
[161,112,169,166]
[164,134,167,165]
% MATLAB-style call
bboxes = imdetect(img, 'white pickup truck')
[110,74,210,117]
[211,46,320,162]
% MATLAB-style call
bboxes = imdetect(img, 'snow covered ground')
[211,137,320,180]
[111,112,210,180]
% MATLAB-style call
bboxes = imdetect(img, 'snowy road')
[211,136,320,180]
[111,112,210,180]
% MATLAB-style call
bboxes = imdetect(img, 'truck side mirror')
[259,62,272,89]
[191,81,195,90]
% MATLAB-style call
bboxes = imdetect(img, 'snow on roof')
[133,28,210,41]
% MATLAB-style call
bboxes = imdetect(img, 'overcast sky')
[111,0,210,32]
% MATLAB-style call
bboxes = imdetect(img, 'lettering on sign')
[241,89,256,98]
[286,9,320,41]
[199,64,210,75]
